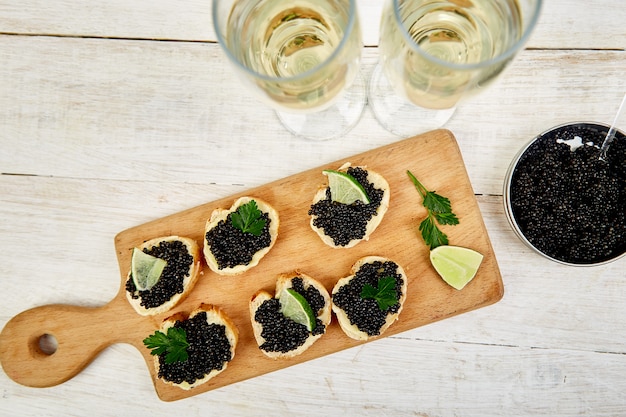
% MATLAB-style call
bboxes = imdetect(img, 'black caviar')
[509,123,626,264]
[308,167,384,246]
[205,212,272,269]
[254,277,326,353]
[158,312,233,385]
[126,240,193,308]
[332,260,403,336]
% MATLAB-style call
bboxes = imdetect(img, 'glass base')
[368,64,456,138]
[276,72,367,141]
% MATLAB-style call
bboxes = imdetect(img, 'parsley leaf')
[230,200,267,236]
[435,211,460,226]
[361,276,399,311]
[143,327,189,364]
[407,170,459,250]
[419,215,449,248]
[423,191,454,215]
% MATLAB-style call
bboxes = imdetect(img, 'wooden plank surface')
[0,35,624,198]
[1,0,625,415]
[0,130,503,401]
[0,0,624,49]
[1,175,625,414]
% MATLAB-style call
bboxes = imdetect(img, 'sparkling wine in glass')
[369,0,542,137]
[213,0,366,140]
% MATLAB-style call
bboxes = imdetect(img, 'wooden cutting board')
[0,129,503,401]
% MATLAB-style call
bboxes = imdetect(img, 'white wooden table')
[1,1,625,415]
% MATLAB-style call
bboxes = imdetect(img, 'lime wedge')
[279,288,316,332]
[430,245,484,290]
[323,170,370,205]
[131,248,167,291]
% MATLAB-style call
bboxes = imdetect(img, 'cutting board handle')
[0,302,146,388]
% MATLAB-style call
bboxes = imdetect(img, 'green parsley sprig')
[231,200,266,236]
[361,276,399,311]
[407,170,459,250]
[143,327,189,364]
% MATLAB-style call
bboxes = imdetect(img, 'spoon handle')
[599,92,626,161]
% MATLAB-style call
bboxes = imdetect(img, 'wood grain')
[0,129,503,401]
[0,0,624,49]
[1,0,625,414]
[1,35,623,198]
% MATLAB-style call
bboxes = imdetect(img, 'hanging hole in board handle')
[37,333,59,356]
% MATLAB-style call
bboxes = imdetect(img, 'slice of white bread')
[154,304,239,390]
[310,163,390,248]
[250,272,331,359]
[125,236,201,316]
[332,256,408,341]
[204,196,279,276]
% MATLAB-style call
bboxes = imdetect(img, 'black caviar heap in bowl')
[205,212,272,269]
[125,240,193,308]
[254,277,326,353]
[309,167,384,247]
[508,123,626,264]
[333,260,404,336]
[157,312,233,385]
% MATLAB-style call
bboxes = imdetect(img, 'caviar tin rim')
[503,121,626,267]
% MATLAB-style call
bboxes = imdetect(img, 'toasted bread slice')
[125,236,201,316]
[204,196,279,276]
[332,256,407,340]
[309,163,390,248]
[153,304,238,390]
[250,272,331,359]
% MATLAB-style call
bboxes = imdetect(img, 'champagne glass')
[213,0,366,140]
[369,0,543,137]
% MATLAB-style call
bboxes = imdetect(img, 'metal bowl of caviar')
[504,122,626,266]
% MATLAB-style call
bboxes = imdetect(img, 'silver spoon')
[599,92,626,161]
